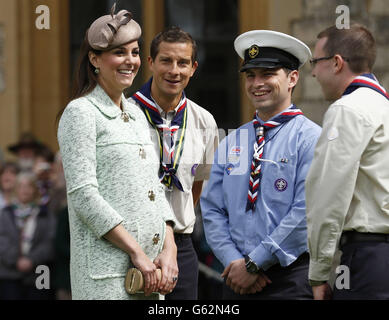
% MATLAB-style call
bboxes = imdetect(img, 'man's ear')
[288,70,299,90]
[333,54,345,74]
[190,61,199,77]
[147,56,154,72]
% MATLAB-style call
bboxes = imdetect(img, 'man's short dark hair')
[150,26,197,64]
[317,23,376,74]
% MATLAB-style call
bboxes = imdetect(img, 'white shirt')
[306,87,389,281]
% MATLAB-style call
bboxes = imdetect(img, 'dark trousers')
[165,234,198,300]
[222,252,313,300]
[333,241,389,300]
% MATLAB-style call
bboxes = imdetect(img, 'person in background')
[306,24,389,300]
[57,4,177,300]
[7,133,43,173]
[48,152,67,216]
[33,145,55,207]
[53,204,71,300]
[130,26,219,300]
[0,162,19,212]
[49,152,71,300]
[0,172,55,300]
[201,30,321,299]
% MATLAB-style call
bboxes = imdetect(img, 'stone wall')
[291,0,389,125]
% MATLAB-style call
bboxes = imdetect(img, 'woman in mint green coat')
[57,6,178,300]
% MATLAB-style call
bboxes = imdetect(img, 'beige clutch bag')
[125,268,162,294]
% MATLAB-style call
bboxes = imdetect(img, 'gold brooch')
[152,233,160,245]
[121,111,129,122]
[148,190,155,201]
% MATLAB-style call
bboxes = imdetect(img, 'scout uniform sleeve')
[58,101,124,239]
[200,139,243,267]
[306,104,374,282]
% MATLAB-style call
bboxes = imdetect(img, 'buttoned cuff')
[309,279,327,287]
[222,249,244,268]
[308,259,332,283]
[249,243,278,271]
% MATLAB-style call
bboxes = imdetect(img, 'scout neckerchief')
[246,105,304,211]
[132,78,187,191]
[343,73,389,100]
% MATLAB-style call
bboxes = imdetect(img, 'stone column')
[141,0,165,81]
[0,0,70,158]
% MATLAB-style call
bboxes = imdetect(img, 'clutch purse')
[125,268,162,294]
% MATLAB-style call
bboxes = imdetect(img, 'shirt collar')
[86,85,133,119]
[255,103,294,125]
[151,94,181,118]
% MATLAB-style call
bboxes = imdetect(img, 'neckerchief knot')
[132,78,187,192]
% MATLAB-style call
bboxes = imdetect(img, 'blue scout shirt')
[201,108,321,271]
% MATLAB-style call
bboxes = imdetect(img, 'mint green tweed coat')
[57,85,175,300]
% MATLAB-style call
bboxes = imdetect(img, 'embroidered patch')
[225,164,235,175]
[274,178,288,192]
[228,146,242,163]
[248,44,260,59]
[230,146,241,155]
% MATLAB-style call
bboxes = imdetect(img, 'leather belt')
[339,231,389,249]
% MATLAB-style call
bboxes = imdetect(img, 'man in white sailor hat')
[201,30,321,299]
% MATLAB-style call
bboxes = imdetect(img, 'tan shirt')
[306,87,389,282]
[130,97,219,234]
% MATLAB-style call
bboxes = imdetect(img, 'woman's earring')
[94,68,100,75]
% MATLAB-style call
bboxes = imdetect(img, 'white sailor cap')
[234,30,311,72]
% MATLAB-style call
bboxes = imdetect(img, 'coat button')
[148,190,155,201]
[152,233,160,245]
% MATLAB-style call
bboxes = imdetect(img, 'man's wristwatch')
[244,255,260,274]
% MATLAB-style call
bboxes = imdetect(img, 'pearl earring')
[94,68,100,75]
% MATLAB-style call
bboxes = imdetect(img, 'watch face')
[246,261,258,273]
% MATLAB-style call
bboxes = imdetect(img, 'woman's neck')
[98,80,123,107]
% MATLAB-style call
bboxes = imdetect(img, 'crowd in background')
[0,132,222,300]
[0,132,70,300]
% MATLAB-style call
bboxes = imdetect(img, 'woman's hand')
[103,223,159,296]
[130,249,159,296]
[153,224,178,295]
